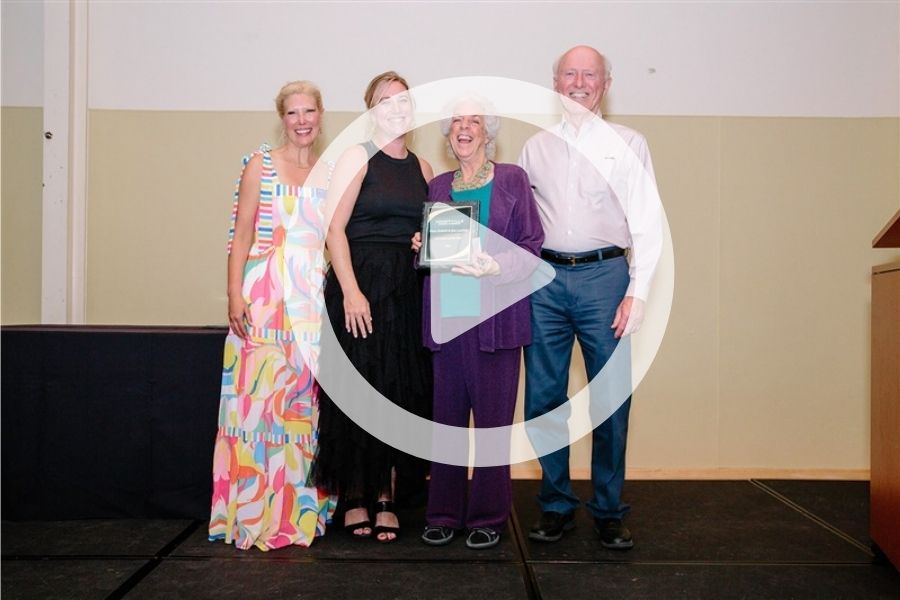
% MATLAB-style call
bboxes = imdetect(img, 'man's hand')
[611,296,645,339]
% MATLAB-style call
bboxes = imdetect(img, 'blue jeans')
[525,253,631,520]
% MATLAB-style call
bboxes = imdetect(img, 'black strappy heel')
[342,498,372,539]
[373,500,400,544]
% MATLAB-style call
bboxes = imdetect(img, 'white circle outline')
[288,76,674,467]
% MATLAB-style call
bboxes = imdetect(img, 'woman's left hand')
[411,231,422,253]
[451,251,500,278]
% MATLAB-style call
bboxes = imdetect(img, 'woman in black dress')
[315,71,433,543]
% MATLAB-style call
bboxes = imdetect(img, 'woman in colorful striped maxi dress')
[208,81,336,550]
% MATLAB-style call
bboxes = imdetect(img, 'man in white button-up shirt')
[519,45,663,549]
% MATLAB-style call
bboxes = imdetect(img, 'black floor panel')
[531,563,900,600]
[515,480,872,563]
[757,479,871,547]
[1,520,194,557]
[127,560,529,600]
[174,506,519,562]
[2,481,893,599]
[1,559,147,600]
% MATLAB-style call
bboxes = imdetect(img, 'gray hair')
[439,95,501,160]
[552,46,612,80]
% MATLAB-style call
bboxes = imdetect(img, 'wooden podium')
[871,208,900,569]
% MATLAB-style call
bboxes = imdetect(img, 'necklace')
[452,161,493,192]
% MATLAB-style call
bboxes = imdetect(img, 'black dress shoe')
[593,518,633,550]
[528,511,575,542]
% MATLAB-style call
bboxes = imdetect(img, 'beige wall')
[6,104,898,473]
[2,2,898,478]
[714,118,898,471]
[1,107,43,324]
[83,110,900,473]
[627,116,899,474]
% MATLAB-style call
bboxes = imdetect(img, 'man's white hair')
[552,46,612,80]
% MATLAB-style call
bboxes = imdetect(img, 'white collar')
[560,111,604,139]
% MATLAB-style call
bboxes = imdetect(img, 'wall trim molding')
[41,0,70,323]
[510,466,869,480]
[68,0,88,323]
[41,0,88,324]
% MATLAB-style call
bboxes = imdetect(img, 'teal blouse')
[439,180,493,318]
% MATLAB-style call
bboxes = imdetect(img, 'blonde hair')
[363,71,409,108]
[275,80,324,118]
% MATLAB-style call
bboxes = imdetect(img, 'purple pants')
[426,330,520,531]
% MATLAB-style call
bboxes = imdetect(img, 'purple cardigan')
[423,163,544,352]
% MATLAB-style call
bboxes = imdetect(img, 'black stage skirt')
[314,242,432,506]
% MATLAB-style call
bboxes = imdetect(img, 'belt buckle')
[568,255,578,266]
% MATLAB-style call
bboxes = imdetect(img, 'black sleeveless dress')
[314,143,432,505]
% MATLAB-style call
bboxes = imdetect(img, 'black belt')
[540,247,626,266]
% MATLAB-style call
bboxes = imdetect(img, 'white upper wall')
[86,1,899,117]
[1,0,43,107]
[3,1,898,116]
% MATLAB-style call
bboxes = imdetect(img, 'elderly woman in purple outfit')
[412,97,544,549]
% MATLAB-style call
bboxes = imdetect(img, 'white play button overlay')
[301,75,673,468]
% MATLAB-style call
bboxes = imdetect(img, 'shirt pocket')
[579,167,615,209]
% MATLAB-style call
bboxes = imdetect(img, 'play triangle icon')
[425,202,556,344]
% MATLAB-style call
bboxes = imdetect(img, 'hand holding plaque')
[450,247,500,278]
[417,201,480,270]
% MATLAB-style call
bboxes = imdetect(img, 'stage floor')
[3,480,898,599]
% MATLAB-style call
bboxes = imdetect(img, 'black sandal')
[342,498,372,539]
[466,527,500,549]
[373,500,400,544]
[422,525,456,546]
